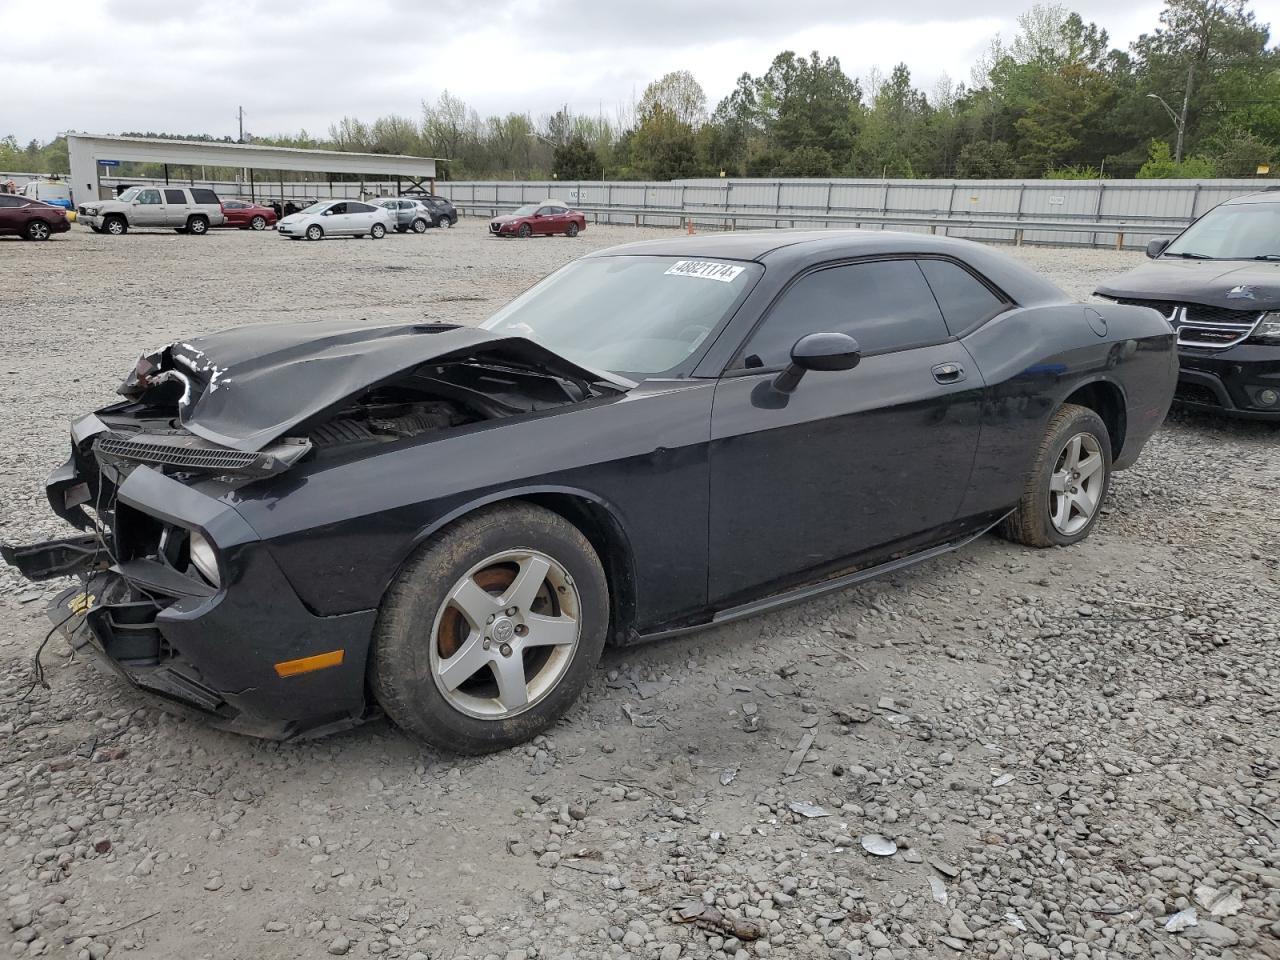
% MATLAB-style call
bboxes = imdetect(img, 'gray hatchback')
[373,198,433,234]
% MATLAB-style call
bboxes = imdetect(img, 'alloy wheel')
[429,549,581,720]
[28,221,50,240]
[1049,432,1104,536]
[250,216,266,230]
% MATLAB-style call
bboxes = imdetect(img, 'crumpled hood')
[1097,259,1280,310]
[129,320,629,453]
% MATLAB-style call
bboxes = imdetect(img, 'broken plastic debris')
[719,767,737,786]
[860,834,897,856]
[787,801,829,819]
[928,876,948,905]
[1004,912,1026,932]
[992,773,1015,787]
[621,703,656,728]
[1164,907,1198,933]
[1194,886,1243,917]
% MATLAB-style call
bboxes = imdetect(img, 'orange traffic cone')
[686,217,695,235]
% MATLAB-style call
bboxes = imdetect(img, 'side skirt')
[634,513,1010,645]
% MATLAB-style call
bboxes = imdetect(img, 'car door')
[348,201,378,233]
[0,195,24,234]
[533,205,555,235]
[324,201,351,234]
[132,188,166,226]
[706,257,984,605]
[222,200,245,226]
[163,188,190,227]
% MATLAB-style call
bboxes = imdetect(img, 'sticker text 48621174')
[664,260,745,283]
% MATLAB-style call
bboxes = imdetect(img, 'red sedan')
[0,195,71,240]
[219,199,277,231]
[489,200,586,238]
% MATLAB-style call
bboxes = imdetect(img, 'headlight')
[1248,311,1280,344]
[188,530,221,586]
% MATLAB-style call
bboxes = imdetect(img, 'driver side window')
[738,259,950,369]
[328,202,348,215]
[137,189,162,205]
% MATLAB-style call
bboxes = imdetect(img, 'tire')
[187,215,209,235]
[103,215,127,236]
[411,218,428,234]
[518,223,532,238]
[306,224,323,241]
[566,221,579,237]
[371,503,610,754]
[446,214,457,227]
[370,223,386,239]
[24,219,51,241]
[250,215,267,231]
[998,403,1112,548]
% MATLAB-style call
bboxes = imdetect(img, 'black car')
[2,231,1176,754]
[404,194,457,227]
[1096,190,1280,419]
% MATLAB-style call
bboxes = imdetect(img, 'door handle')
[932,362,966,384]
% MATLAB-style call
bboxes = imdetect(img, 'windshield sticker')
[665,260,745,283]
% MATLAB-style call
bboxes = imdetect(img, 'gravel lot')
[1,222,1278,960]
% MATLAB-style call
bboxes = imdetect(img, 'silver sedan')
[277,200,393,241]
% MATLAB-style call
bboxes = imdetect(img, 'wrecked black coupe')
[4,231,1177,754]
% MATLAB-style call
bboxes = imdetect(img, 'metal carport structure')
[66,133,440,205]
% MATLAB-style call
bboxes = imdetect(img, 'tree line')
[4,0,1276,183]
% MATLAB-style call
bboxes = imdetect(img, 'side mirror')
[322,210,332,216]
[1146,238,1171,259]
[772,332,861,394]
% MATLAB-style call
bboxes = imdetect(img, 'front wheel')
[371,503,609,754]
[250,215,267,230]
[103,215,127,236]
[517,223,532,238]
[305,224,323,241]
[370,222,386,239]
[999,403,1112,548]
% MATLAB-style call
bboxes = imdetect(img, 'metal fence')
[433,178,1274,250]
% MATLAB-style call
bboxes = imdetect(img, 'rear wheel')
[187,215,209,235]
[566,221,579,237]
[104,215,127,236]
[999,404,1112,548]
[371,503,609,754]
[250,215,267,231]
[305,224,323,241]
[24,219,51,241]
[411,218,428,233]
[370,222,386,239]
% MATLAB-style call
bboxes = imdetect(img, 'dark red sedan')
[0,195,71,240]
[219,199,277,230]
[489,200,586,238]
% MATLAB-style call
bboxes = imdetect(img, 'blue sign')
[98,160,120,167]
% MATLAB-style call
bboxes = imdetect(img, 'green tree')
[1137,138,1217,175]
[553,134,603,180]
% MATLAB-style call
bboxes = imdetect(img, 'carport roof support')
[67,133,441,204]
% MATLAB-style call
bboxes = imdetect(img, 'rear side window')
[918,259,1010,336]
[0,196,23,207]
[348,202,375,213]
[739,259,950,368]
[190,188,220,205]
[164,189,186,204]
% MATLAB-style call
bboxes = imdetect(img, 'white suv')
[78,186,226,236]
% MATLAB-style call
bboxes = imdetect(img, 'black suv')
[403,194,457,228]
[1095,191,1280,419]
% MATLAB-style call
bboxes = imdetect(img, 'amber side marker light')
[274,649,345,678]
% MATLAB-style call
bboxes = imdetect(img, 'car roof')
[1222,190,1280,206]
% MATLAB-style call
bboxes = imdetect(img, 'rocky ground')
[1,222,1277,960]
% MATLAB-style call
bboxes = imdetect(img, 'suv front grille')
[1118,299,1262,348]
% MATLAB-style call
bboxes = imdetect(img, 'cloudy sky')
[6,0,1279,144]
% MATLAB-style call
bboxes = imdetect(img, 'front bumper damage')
[1176,343,1280,419]
[3,418,377,740]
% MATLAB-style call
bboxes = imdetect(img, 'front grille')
[1175,382,1222,407]
[1118,300,1262,349]
[95,434,259,471]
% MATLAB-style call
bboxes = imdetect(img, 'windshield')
[118,187,141,201]
[299,201,330,215]
[481,255,761,377]
[1165,202,1280,260]
[511,204,538,217]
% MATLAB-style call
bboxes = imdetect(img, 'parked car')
[416,194,457,227]
[489,200,585,238]
[277,200,390,240]
[220,199,277,231]
[0,195,72,240]
[1095,190,1280,419]
[78,186,226,235]
[373,198,433,233]
[2,231,1175,753]
[20,178,74,212]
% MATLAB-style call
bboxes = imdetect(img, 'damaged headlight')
[1248,312,1280,344]
[188,530,221,587]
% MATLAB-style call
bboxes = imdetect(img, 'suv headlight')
[188,530,221,586]
[1248,312,1280,344]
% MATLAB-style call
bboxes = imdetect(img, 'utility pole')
[237,105,245,143]
[1176,62,1193,164]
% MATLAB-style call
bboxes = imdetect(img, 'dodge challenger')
[3,230,1177,754]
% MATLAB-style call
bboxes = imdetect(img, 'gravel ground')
[1,222,1278,960]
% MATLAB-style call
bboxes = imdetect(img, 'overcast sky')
[5,0,1278,145]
